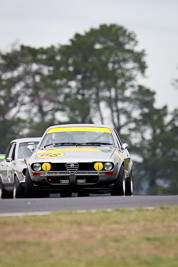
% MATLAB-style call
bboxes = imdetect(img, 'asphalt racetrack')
[0,195,178,216]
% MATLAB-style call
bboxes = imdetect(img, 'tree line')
[0,24,177,194]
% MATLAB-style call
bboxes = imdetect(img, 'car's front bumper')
[30,170,118,192]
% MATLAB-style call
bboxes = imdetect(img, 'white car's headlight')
[33,163,41,171]
[104,162,113,171]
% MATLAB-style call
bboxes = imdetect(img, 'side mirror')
[121,143,128,150]
[6,157,12,162]
[27,145,35,153]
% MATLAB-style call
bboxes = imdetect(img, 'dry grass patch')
[0,206,178,267]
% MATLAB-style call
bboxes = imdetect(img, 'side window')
[113,129,122,148]
[5,143,15,160]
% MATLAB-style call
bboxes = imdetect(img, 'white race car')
[0,138,40,198]
[25,124,133,198]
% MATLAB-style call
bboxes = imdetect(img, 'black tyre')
[78,190,88,197]
[37,191,49,198]
[125,171,133,196]
[25,170,35,198]
[60,190,72,198]
[0,178,13,199]
[13,176,24,198]
[111,165,125,196]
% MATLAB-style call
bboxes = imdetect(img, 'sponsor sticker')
[37,152,64,158]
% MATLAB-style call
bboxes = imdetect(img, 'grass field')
[0,206,178,267]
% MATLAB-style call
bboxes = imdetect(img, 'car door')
[0,155,6,182]
[0,143,12,184]
[3,142,16,188]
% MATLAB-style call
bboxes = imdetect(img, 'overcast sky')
[0,0,178,110]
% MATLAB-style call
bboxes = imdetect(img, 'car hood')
[31,146,116,162]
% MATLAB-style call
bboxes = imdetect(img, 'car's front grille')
[78,163,95,170]
[50,162,95,172]
[46,171,99,176]
[66,163,79,174]
[50,163,66,171]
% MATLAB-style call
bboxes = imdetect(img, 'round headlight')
[33,163,41,171]
[94,162,103,171]
[42,162,51,171]
[104,162,113,171]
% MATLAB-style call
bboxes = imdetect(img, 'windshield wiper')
[44,142,113,148]
[79,142,113,146]
[44,142,81,148]
[43,143,55,148]
[43,143,66,148]
[54,142,82,146]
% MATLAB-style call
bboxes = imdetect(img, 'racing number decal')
[37,152,64,158]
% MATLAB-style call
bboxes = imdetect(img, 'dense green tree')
[53,34,99,123]
[86,24,146,132]
[11,45,60,123]
[55,24,146,130]
[0,48,27,152]
[0,45,65,148]
[131,86,178,194]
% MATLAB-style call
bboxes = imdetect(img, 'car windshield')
[17,142,39,159]
[40,127,115,147]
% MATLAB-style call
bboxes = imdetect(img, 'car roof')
[10,137,41,144]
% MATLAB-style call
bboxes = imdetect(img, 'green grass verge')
[0,206,178,267]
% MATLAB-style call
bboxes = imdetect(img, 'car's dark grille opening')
[76,176,99,184]
[50,163,95,171]
[50,163,66,171]
[47,176,69,184]
[78,163,95,170]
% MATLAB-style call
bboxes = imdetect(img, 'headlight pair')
[32,162,113,172]
[32,162,51,171]
[94,162,113,171]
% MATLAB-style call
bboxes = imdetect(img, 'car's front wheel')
[13,176,24,198]
[25,170,36,198]
[125,171,133,196]
[111,165,125,196]
[0,178,13,199]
